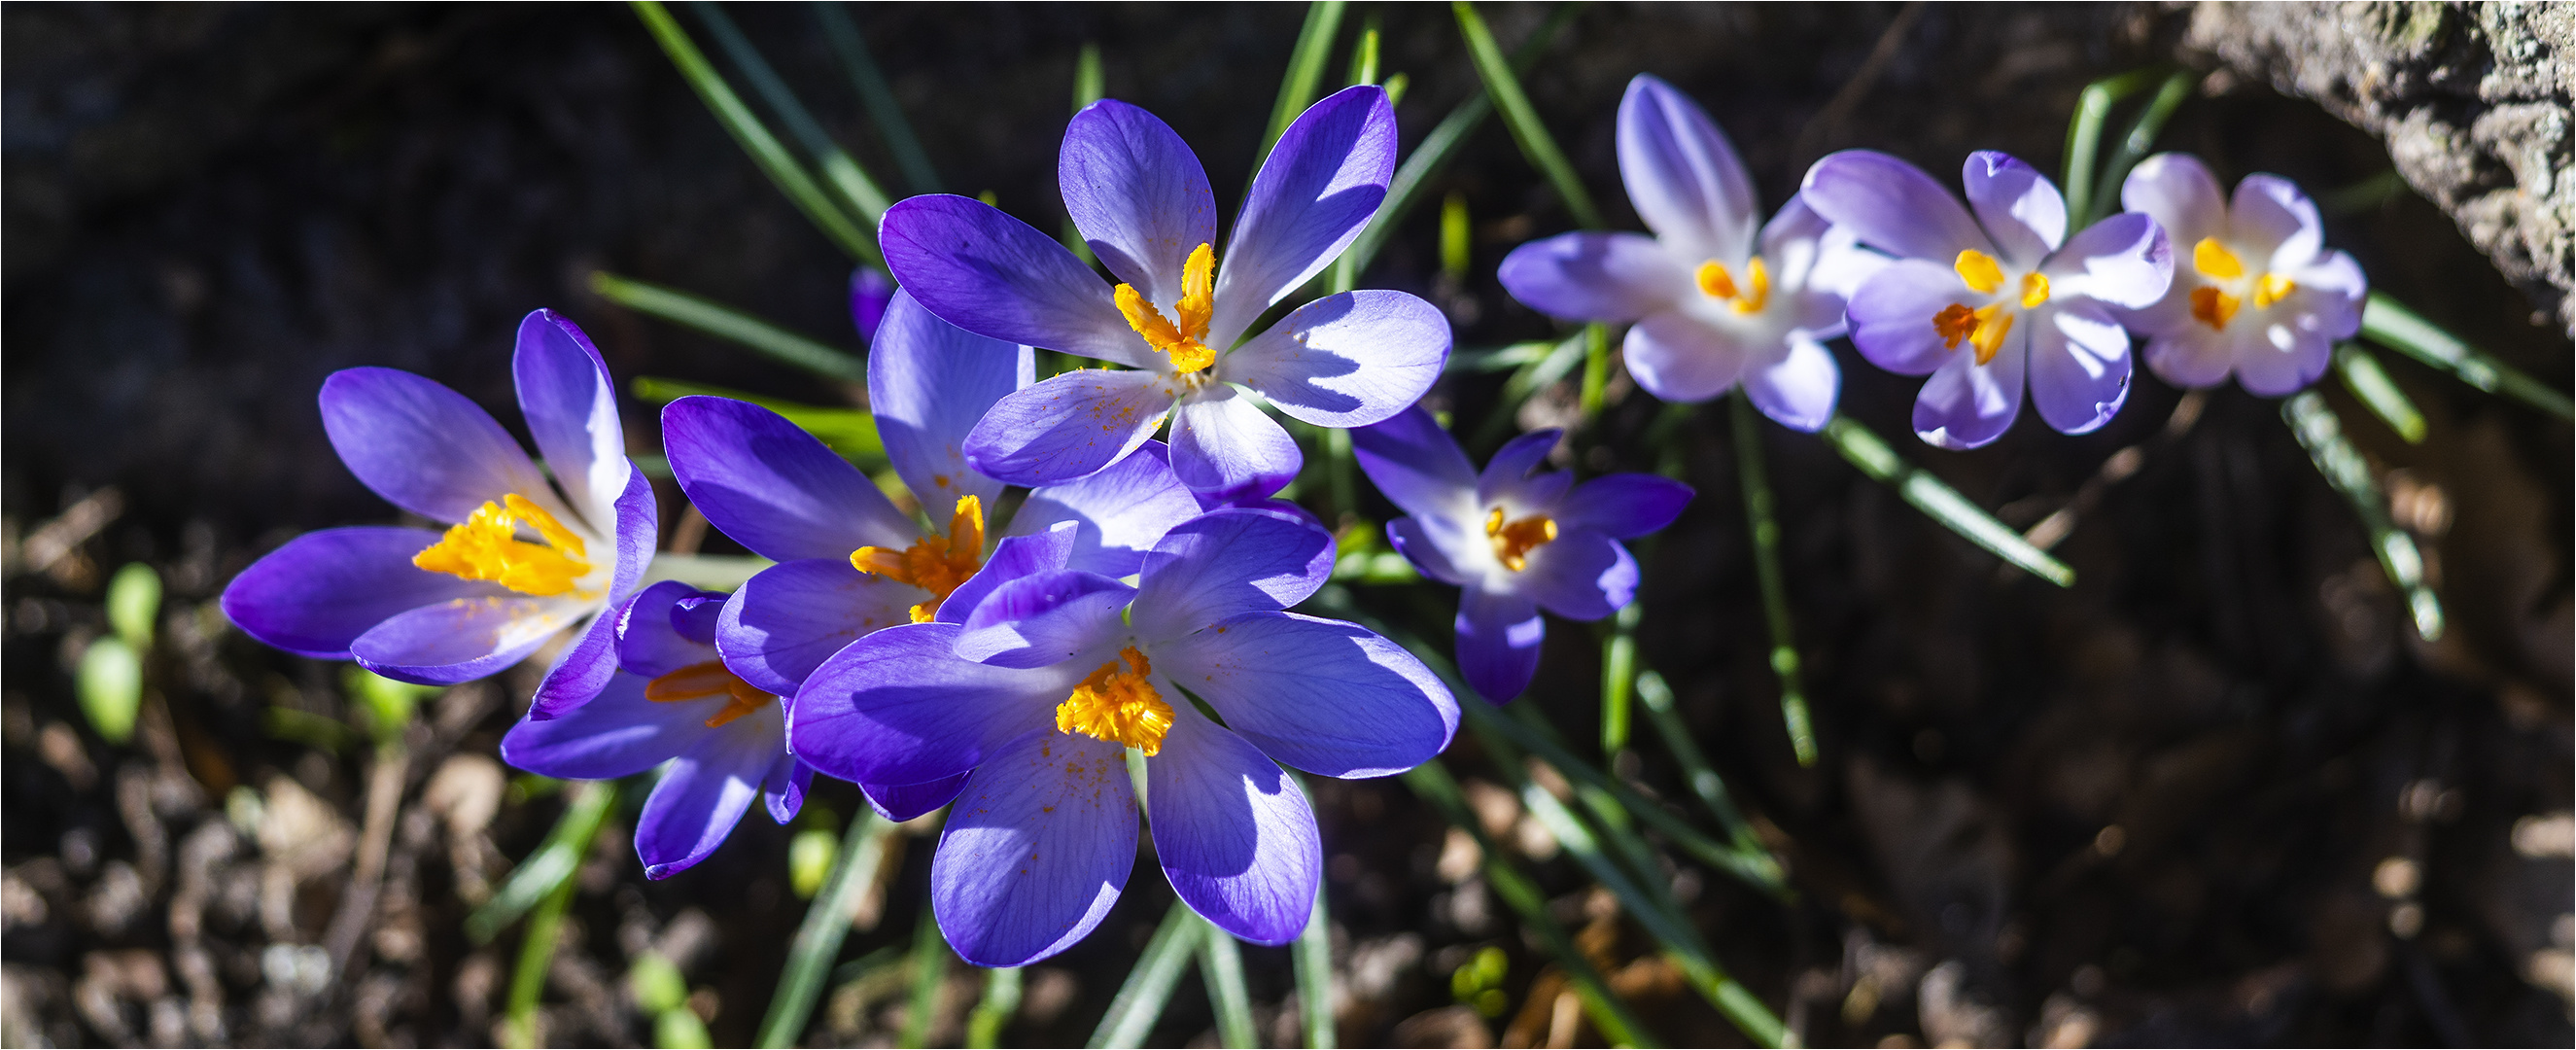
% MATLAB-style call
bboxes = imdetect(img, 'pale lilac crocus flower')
[2118,154,2366,395]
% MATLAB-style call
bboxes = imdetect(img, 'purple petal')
[639,709,782,879]
[664,397,916,563]
[1153,611,1456,778]
[870,291,1028,515]
[2043,212,2172,311]
[1497,231,1690,324]
[1208,86,1397,346]
[1149,706,1317,945]
[1799,150,1990,262]
[320,368,549,525]
[528,608,620,720]
[2027,302,2133,434]
[764,755,813,824]
[716,559,922,697]
[787,622,1069,788]
[1476,429,1565,509]
[861,771,969,822]
[1222,290,1449,428]
[500,671,710,780]
[1618,74,1758,263]
[932,729,1135,967]
[1129,509,1336,642]
[1349,405,1479,523]
[1060,99,1218,305]
[2288,250,2370,308]
[879,194,1149,367]
[1912,334,2029,450]
[351,594,584,686]
[850,267,895,340]
[1514,529,1636,621]
[220,526,507,659]
[1454,587,1543,704]
[1167,387,1302,500]
[1386,517,1472,587]
[1558,474,1692,539]
[2119,153,2226,246]
[2232,174,2323,266]
[1010,441,1201,578]
[528,465,657,718]
[1623,310,1749,403]
[1961,152,2066,266]
[512,309,627,532]
[1740,333,1842,433]
[615,581,723,679]
[1845,259,1970,376]
[939,522,1079,627]
[961,369,1173,488]
[2141,329,2238,390]
[2234,309,2336,398]
[954,570,1132,669]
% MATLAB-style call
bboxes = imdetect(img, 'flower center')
[1054,646,1171,755]
[1694,256,1770,315]
[2187,237,2295,331]
[1484,508,1557,573]
[645,660,773,728]
[412,494,596,597]
[1928,250,2048,366]
[851,494,986,623]
[1113,242,1217,373]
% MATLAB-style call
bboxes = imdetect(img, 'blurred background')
[3,3,2569,1046]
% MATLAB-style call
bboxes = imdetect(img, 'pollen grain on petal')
[1953,250,2004,295]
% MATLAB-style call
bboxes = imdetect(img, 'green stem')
[1088,900,1204,1049]
[966,967,1022,1049]
[503,869,579,1049]
[2360,293,2573,420]
[1600,602,1638,752]
[756,812,893,1048]
[1578,322,1611,421]
[592,271,866,382]
[2332,342,2427,444]
[2283,391,2444,640]
[1634,671,1766,858]
[693,1,894,224]
[1198,928,1257,1049]
[1453,1,1602,228]
[1731,396,1816,767]
[816,2,942,196]
[1256,1,1351,173]
[899,892,949,1048]
[1326,425,1357,521]
[640,553,773,592]
[1820,413,2076,586]
[2086,67,2195,227]
[2059,67,2165,228]
[468,781,619,945]
[1295,882,1337,1049]
[631,374,885,465]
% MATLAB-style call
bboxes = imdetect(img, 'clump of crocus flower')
[222,310,654,716]
[1352,406,1691,702]
[1499,74,1881,430]
[879,86,1450,501]
[1802,150,2174,448]
[2117,153,2366,395]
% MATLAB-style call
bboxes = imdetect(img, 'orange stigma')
[1113,242,1217,373]
[851,495,987,623]
[1054,647,1172,754]
[645,660,772,728]
[1484,507,1558,572]
[1694,257,1770,314]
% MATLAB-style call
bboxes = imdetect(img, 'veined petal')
[953,570,1133,669]
[2043,212,2172,310]
[351,594,585,686]
[860,772,969,823]
[1454,587,1543,704]
[933,729,1136,967]
[1167,386,1302,500]
[1623,310,1750,403]
[1208,86,1397,347]
[1060,99,1218,305]
[1799,150,1991,262]
[320,368,550,526]
[1514,529,1635,622]
[1130,509,1337,643]
[615,581,722,679]
[221,526,509,659]
[2231,174,2323,266]
[1961,151,2066,266]
[1222,290,1449,428]
[2119,153,2226,246]
[716,560,922,697]
[1149,705,1318,945]
[1618,74,1758,263]
[1010,441,1201,578]
[1497,231,1690,324]
[1740,332,1842,432]
[664,397,917,563]
[1348,405,1479,523]
[941,522,1080,628]
[2027,302,2133,434]
[1912,332,2028,450]
[1476,429,1564,509]
[1154,611,1456,779]
[1386,517,1473,587]
[500,671,710,780]
[530,464,657,718]
[1846,259,1975,375]
[638,707,781,879]
[961,369,1173,488]
[880,194,1150,367]
[1558,474,1692,539]
[763,754,812,824]
[787,622,1069,788]
[513,309,627,533]
[870,291,1027,514]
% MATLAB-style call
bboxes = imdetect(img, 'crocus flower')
[1498,74,1881,431]
[500,581,831,876]
[787,508,1458,965]
[878,86,1450,501]
[849,266,895,341]
[2116,154,2366,396]
[223,310,654,715]
[1351,407,1690,702]
[1802,150,2174,448]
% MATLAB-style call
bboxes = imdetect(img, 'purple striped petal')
[716,559,923,698]
[638,708,782,879]
[1008,441,1201,578]
[664,397,917,563]
[1558,474,1692,539]
[351,594,585,686]
[1799,150,1990,262]
[1845,259,1969,376]
[1912,333,2029,450]
[954,570,1132,669]
[616,581,722,679]
[2027,302,2133,434]
[932,729,1135,967]
[1740,333,1842,433]
[1349,405,1479,523]
[861,772,969,823]
[940,522,1079,628]
[787,622,1070,789]
[1208,86,1397,346]
[512,309,626,532]
[1130,509,1336,643]
[1623,310,1750,403]
[2044,212,2171,311]
[1167,386,1302,500]
[880,194,1149,368]
[320,368,549,525]
[1060,100,1217,305]
[2119,153,2226,246]
[870,292,1027,515]
[1515,529,1636,622]
[962,369,1174,488]
[1455,587,1543,704]
[764,755,812,824]
[1222,290,1449,428]
[500,672,710,780]
[529,463,657,718]
[1149,706,1318,946]
[1498,231,1691,324]
[221,526,508,659]
[1618,74,1758,263]
[1476,429,1564,509]
[1152,611,1455,779]
[1961,152,2065,267]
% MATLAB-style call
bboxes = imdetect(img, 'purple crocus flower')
[223,310,655,716]
[2117,154,2366,396]
[1498,74,1882,431]
[787,508,1457,965]
[500,582,821,877]
[1350,407,1690,702]
[1802,150,2174,448]
[849,266,895,341]
[878,86,1450,502]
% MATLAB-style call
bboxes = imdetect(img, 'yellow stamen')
[1694,257,1772,315]
[2253,272,2296,308]
[849,494,986,623]
[2019,271,2051,309]
[1483,507,1558,573]
[2192,237,2244,280]
[1112,242,1217,373]
[1694,260,1737,299]
[1954,250,2004,295]
[645,660,773,728]
[1054,647,1172,754]
[1932,303,2013,365]
[412,494,594,597]
[2190,286,2242,331]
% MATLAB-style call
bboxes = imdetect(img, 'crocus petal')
[638,708,781,879]
[764,755,812,824]
[2233,312,2335,397]
[1740,333,1842,432]
[2119,153,2226,245]
[512,309,626,532]
[1845,260,1974,375]
[1618,74,1758,263]
[933,729,1136,967]
[1349,405,1479,523]
[1060,99,1218,305]
[351,594,586,686]
[870,292,1028,515]
[1912,334,2029,450]
[788,622,1070,788]
[2141,329,2238,390]
[1558,474,1692,539]
[1129,509,1336,643]
[962,369,1173,488]
[2288,250,2370,310]
[717,560,923,697]
[664,397,916,563]
[615,581,722,679]
[1208,86,1397,347]
[528,608,620,720]
[319,368,550,525]
[954,570,1133,669]
[1476,429,1564,509]
[1149,706,1318,945]
[221,526,508,659]
[1514,529,1636,621]
[1497,231,1692,324]
[1154,611,1456,778]
[1454,588,1544,703]
[500,672,710,780]
[2231,174,2322,265]
[940,522,1079,628]
[1799,150,1990,262]
[1386,517,1473,587]
[1222,290,1449,428]
[1961,152,2066,265]
[1167,386,1302,500]
[850,267,895,340]
[2027,302,2133,434]
[879,194,1150,367]
[2043,212,2172,311]
[861,772,969,823]
[1008,441,1201,578]
[1623,310,1749,403]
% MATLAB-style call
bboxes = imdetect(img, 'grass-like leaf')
[757,811,896,1047]
[1256,1,1351,174]
[1599,602,1638,752]
[468,781,619,944]
[816,2,943,196]
[1197,928,1257,1049]
[693,2,893,227]
[630,375,886,466]
[2283,391,2445,640]
[1087,900,1204,1049]
[1295,880,1338,1049]
[2333,342,2427,443]
[1820,413,2077,587]
[1634,671,1771,858]
[2084,67,2195,228]
[1453,1,1603,228]
[592,271,867,382]
[2059,67,2167,229]
[899,892,951,1048]
[965,966,1022,1049]
[1731,397,1818,766]
[2360,293,2573,420]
